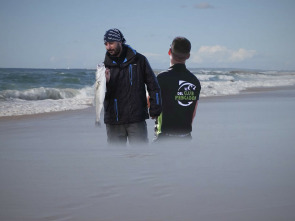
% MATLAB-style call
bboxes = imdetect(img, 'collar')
[104,44,137,67]
[169,63,187,71]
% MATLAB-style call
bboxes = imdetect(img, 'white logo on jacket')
[175,80,197,107]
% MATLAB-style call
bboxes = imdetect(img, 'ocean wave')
[0,86,95,117]
[0,97,94,117]
[197,74,216,81]
[1,68,295,117]
[218,75,235,81]
[200,78,295,97]
[0,86,93,101]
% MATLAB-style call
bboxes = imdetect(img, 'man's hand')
[105,68,110,83]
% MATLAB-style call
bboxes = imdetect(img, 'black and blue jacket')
[103,44,162,125]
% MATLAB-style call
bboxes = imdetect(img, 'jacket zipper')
[129,64,133,86]
[114,99,119,122]
[156,92,159,105]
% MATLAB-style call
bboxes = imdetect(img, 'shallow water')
[1,88,295,221]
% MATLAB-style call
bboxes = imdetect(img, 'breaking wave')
[0,87,81,101]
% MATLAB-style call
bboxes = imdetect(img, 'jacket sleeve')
[143,57,162,117]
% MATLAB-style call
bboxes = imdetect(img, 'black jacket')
[103,44,162,125]
[155,64,201,135]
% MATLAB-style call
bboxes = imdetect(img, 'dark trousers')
[106,121,148,145]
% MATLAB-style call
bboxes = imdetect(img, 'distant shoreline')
[1,67,295,72]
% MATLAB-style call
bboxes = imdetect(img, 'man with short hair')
[102,28,162,145]
[154,37,201,142]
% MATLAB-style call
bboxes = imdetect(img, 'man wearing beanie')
[102,28,162,145]
[154,37,201,142]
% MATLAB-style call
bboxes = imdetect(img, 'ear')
[168,48,171,55]
[187,53,190,59]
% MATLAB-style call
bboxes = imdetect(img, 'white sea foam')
[0,87,80,100]
[0,86,94,117]
[197,74,216,81]
[198,71,295,97]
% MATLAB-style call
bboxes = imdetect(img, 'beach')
[1,86,295,221]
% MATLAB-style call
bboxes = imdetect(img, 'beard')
[108,43,122,57]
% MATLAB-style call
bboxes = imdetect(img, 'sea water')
[1,68,295,117]
[0,68,94,117]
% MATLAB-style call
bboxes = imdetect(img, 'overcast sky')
[1,0,294,70]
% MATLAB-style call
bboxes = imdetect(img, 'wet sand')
[1,87,295,221]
